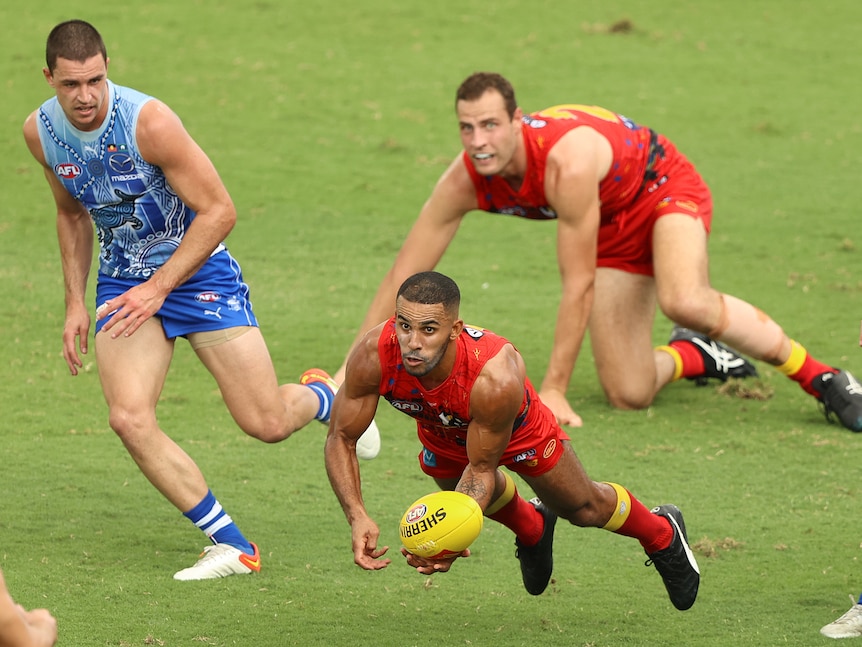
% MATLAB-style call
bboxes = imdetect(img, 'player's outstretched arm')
[325,326,391,570]
[537,130,607,427]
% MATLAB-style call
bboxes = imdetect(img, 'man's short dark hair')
[397,272,461,312]
[46,19,107,71]
[455,72,518,118]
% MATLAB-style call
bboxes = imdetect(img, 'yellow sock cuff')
[656,345,684,381]
[602,482,632,532]
[776,340,806,376]
[485,471,516,516]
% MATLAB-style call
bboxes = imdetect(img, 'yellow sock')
[485,471,516,516]
[775,340,806,376]
[656,345,684,381]
[602,482,632,532]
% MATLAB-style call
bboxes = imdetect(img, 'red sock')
[613,496,674,554]
[790,354,837,396]
[488,495,544,546]
[668,339,706,378]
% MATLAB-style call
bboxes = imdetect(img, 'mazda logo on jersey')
[54,162,82,179]
[108,153,135,173]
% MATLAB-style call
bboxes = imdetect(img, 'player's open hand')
[97,280,169,339]
[351,518,391,570]
[538,388,583,427]
[17,605,58,646]
[62,302,91,375]
[400,547,470,574]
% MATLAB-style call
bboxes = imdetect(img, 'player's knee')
[555,500,608,528]
[657,292,714,330]
[239,414,290,443]
[604,385,653,411]
[106,406,155,443]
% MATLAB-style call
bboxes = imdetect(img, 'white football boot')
[173,542,260,581]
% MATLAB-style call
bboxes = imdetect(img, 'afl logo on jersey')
[391,401,422,413]
[195,291,221,303]
[55,163,82,179]
[513,448,537,463]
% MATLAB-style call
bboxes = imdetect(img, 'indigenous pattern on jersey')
[462,104,712,275]
[36,80,225,280]
[377,318,567,476]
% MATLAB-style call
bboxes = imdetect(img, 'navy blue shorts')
[95,250,258,338]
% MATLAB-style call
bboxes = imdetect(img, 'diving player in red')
[325,271,701,610]
[337,72,862,433]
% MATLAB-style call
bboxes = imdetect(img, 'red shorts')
[416,408,570,479]
[597,152,713,276]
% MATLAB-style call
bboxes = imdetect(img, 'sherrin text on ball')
[399,490,484,559]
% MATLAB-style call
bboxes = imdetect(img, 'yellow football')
[399,490,484,559]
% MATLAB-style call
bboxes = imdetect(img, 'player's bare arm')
[404,346,523,576]
[23,114,95,375]
[460,344,523,508]
[538,128,610,426]
[335,156,478,384]
[97,100,238,338]
[325,324,392,570]
[0,569,58,647]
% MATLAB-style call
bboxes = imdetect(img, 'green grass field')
[3,1,862,645]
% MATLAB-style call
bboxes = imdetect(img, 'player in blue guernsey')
[22,19,348,580]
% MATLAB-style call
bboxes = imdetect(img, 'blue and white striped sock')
[183,490,253,554]
[305,382,335,422]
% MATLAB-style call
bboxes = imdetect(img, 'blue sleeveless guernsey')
[36,80,257,337]
[36,80,229,279]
